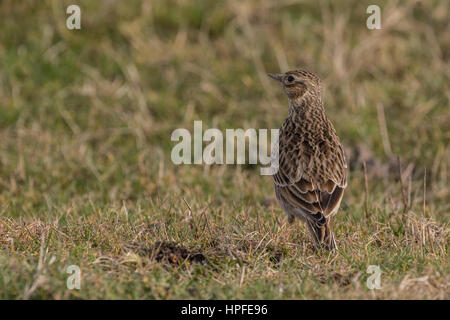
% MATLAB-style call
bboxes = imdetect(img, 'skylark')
[268,69,347,251]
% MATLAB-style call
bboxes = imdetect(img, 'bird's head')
[268,69,321,101]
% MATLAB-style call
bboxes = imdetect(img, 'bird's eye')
[287,76,295,82]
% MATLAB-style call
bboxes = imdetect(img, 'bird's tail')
[306,215,337,251]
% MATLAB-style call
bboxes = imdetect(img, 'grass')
[0,0,448,299]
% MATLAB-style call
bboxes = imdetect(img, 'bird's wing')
[272,130,347,218]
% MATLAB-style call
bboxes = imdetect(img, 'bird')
[267,69,347,251]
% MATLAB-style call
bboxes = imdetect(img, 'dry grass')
[0,0,448,299]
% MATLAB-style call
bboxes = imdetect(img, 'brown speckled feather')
[274,111,347,217]
[268,69,347,250]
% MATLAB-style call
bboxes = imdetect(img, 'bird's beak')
[267,73,283,82]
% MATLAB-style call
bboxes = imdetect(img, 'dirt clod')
[126,241,207,265]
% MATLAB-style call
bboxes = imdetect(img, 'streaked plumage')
[268,69,347,251]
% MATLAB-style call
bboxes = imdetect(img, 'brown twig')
[397,157,408,217]
[423,167,429,218]
[363,161,370,220]
[376,103,392,157]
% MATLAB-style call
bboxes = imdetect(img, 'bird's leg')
[324,216,337,252]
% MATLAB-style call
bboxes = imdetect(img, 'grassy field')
[0,0,448,299]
